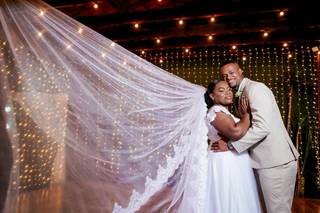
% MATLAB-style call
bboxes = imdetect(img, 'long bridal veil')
[0,0,209,212]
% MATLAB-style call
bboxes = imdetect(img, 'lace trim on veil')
[113,114,209,213]
[112,144,189,213]
[177,123,208,213]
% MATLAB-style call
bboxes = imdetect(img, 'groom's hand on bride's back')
[210,138,229,152]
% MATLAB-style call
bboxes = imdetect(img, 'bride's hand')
[238,96,250,118]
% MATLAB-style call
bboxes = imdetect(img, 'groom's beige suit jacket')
[232,78,299,169]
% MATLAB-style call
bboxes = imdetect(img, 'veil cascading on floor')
[0,0,209,212]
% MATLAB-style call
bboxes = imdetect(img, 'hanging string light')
[279,11,285,16]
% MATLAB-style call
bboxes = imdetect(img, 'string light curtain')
[0,0,209,212]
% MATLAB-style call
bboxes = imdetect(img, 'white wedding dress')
[204,105,262,213]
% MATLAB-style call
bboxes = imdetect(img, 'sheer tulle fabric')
[0,0,208,212]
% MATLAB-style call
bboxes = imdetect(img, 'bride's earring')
[209,94,215,103]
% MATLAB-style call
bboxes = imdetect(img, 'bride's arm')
[210,97,251,141]
[210,112,250,141]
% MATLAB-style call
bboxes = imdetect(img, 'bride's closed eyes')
[216,86,232,93]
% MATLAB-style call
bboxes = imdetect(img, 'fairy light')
[78,28,83,34]
[164,50,169,74]
[4,106,11,113]
[37,32,43,37]
[203,49,209,85]
[156,39,161,44]
[39,10,45,16]
[0,42,69,191]
[66,44,72,49]
[178,19,184,25]
[134,23,139,29]
[232,45,236,50]
[185,48,189,53]
[314,48,320,187]
[101,53,106,58]
[279,11,285,16]
[283,43,288,47]
[210,17,215,22]
[111,42,115,47]
[279,46,286,120]
[208,35,213,40]
[263,32,269,37]
[93,3,98,9]
[288,53,292,58]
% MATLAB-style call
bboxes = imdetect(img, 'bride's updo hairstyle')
[204,80,220,109]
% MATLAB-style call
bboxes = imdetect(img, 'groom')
[212,61,300,213]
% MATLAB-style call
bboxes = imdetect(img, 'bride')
[204,80,261,213]
[1,0,260,212]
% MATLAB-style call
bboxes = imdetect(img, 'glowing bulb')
[141,50,145,54]
[185,48,189,53]
[178,19,184,25]
[78,28,83,33]
[123,61,127,65]
[242,57,247,61]
[208,35,213,40]
[263,32,268,37]
[134,23,139,29]
[93,3,98,9]
[39,10,45,16]
[288,54,292,58]
[318,52,320,55]
[210,17,215,22]
[159,59,163,63]
[6,123,10,129]
[66,44,72,49]
[232,45,236,49]
[111,42,115,47]
[156,39,161,44]
[4,106,11,113]
[37,32,43,37]
[101,53,106,58]
[283,43,288,47]
[158,0,162,2]
[279,11,284,16]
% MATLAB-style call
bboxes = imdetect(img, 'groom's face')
[220,63,243,89]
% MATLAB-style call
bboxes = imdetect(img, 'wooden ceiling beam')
[115,28,320,50]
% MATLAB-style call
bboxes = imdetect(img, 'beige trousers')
[256,160,297,213]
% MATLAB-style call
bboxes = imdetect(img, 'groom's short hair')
[219,60,239,69]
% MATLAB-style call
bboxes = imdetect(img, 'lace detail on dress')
[206,105,231,123]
